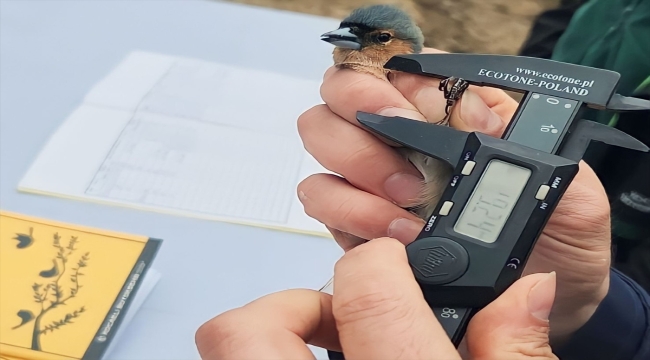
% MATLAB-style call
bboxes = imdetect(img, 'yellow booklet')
[0,211,162,360]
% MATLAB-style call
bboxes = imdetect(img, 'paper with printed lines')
[19,51,331,237]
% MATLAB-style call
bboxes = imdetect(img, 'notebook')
[17,51,331,238]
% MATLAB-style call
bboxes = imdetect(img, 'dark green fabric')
[550,0,650,124]
[547,0,650,290]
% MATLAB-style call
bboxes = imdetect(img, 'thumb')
[466,272,558,360]
[451,89,508,137]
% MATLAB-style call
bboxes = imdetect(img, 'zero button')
[439,201,454,216]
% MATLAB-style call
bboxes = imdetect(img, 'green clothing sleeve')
[551,0,650,124]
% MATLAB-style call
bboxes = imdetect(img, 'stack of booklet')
[0,211,162,360]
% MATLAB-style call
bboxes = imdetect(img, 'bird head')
[321,5,424,55]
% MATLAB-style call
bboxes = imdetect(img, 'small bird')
[12,227,34,249]
[321,4,424,80]
[321,5,452,220]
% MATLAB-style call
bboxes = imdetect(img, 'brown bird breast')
[333,38,416,79]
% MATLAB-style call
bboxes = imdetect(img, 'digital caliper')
[327,53,650,359]
[358,53,650,346]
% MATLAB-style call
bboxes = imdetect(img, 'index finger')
[195,290,340,360]
[320,66,427,127]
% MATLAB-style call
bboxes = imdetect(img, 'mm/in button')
[535,185,550,200]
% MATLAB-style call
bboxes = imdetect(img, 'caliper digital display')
[454,159,531,244]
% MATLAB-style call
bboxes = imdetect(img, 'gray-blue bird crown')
[342,4,424,52]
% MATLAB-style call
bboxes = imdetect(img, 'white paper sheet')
[19,51,331,237]
[103,268,161,359]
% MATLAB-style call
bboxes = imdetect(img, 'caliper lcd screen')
[454,160,531,243]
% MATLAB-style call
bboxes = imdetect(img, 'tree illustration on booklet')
[11,229,90,351]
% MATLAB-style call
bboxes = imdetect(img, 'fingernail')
[388,218,424,243]
[384,172,423,206]
[298,191,308,201]
[459,90,502,133]
[527,272,556,321]
[377,106,427,122]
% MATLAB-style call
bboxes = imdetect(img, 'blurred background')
[224,0,559,54]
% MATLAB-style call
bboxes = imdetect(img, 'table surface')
[0,1,343,358]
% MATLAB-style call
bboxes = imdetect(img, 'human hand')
[196,238,558,360]
[296,48,611,342]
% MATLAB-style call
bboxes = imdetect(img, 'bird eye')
[377,33,392,43]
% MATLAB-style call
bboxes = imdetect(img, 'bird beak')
[320,27,361,50]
